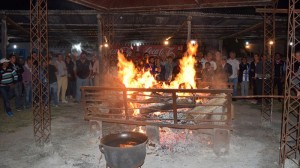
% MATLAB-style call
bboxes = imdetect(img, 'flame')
[133,126,146,134]
[117,50,157,88]
[117,43,199,119]
[167,43,198,89]
[117,42,198,89]
[129,102,140,116]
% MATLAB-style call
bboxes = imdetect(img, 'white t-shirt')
[227,58,239,78]
[56,60,67,77]
[201,59,217,70]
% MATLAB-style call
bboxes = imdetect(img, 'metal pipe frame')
[280,0,300,167]
[30,0,50,145]
[261,1,277,123]
[80,86,232,130]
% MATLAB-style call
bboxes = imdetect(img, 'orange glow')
[133,126,146,134]
[117,50,157,88]
[129,102,140,116]
[167,42,198,89]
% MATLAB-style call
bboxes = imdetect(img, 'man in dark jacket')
[214,56,232,89]
[75,53,91,102]
[9,54,24,111]
[274,53,285,99]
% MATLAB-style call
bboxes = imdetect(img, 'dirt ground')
[0,99,290,168]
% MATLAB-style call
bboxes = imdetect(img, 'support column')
[280,0,300,167]
[102,14,115,78]
[1,16,7,58]
[97,14,104,84]
[261,1,276,124]
[187,16,192,42]
[30,0,50,145]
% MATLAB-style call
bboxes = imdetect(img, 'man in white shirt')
[227,51,240,97]
[56,54,68,103]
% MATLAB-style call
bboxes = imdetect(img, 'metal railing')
[81,86,233,130]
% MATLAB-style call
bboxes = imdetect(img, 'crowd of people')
[129,50,300,102]
[0,52,100,116]
[1,49,300,116]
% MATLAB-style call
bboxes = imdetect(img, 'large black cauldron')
[100,132,148,168]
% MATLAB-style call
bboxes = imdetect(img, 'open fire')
[117,42,199,90]
[81,43,232,158]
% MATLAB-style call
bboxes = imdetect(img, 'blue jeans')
[24,83,32,108]
[0,85,13,113]
[76,77,89,101]
[13,82,23,109]
[240,81,249,96]
[66,79,76,98]
[50,82,58,105]
[228,78,238,96]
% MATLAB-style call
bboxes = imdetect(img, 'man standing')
[9,54,24,111]
[75,53,91,102]
[56,54,68,103]
[238,57,250,96]
[250,54,260,95]
[227,51,240,97]
[65,54,76,100]
[0,58,18,116]
[220,56,233,83]
[274,53,285,99]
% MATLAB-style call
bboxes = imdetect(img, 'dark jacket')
[9,62,24,82]
[274,60,285,78]
[76,59,91,79]
[217,63,232,82]
[66,60,75,81]
[249,61,257,79]
[238,63,250,83]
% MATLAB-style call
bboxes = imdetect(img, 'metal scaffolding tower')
[102,14,115,75]
[261,1,277,123]
[30,0,50,145]
[280,0,300,167]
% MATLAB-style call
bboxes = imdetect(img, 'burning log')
[139,100,195,114]
[186,94,227,124]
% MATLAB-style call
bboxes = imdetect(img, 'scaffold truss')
[280,0,300,167]
[261,0,277,123]
[30,0,50,145]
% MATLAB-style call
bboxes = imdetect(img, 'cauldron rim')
[100,131,148,148]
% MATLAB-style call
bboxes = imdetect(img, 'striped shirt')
[0,67,18,85]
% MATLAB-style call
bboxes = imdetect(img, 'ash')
[148,128,212,154]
